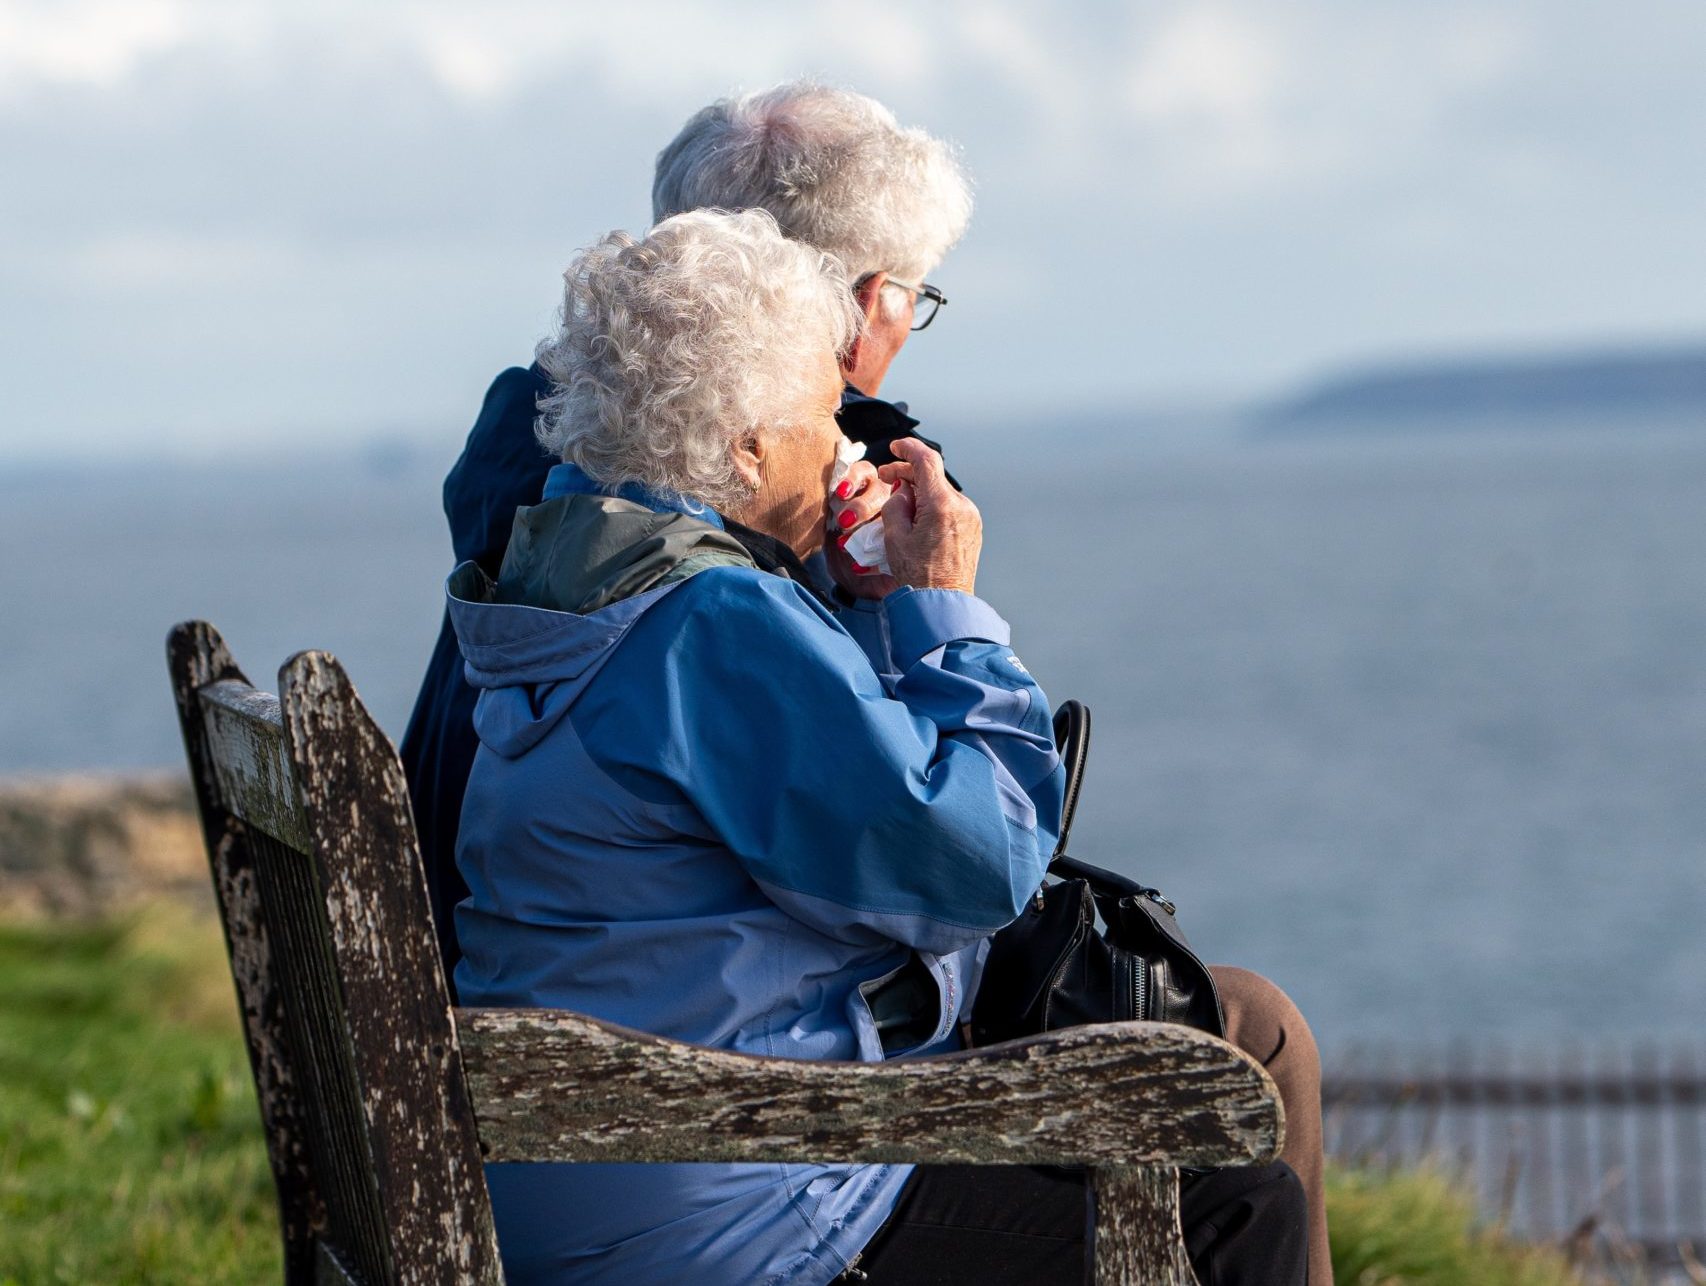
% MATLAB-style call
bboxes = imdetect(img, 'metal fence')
[1323,1042,1706,1274]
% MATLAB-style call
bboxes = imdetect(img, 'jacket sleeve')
[831,596,901,688]
[799,550,900,683]
[649,571,1063,957]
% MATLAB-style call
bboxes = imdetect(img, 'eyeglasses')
[860,275,949,331]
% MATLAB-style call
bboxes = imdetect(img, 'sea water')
[3,425,1703,1045]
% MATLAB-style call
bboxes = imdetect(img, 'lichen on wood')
[458,1008,1282,1169]
[1093,1166,1200,1285]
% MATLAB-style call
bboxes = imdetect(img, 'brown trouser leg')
[1209,965,1332,1286]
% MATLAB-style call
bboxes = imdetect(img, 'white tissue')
[841,521,889,573]
[829,437,892,575]
[831,435,867,479]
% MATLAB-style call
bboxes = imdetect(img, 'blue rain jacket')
[401,364,952,990]
[447,463,1063,1285]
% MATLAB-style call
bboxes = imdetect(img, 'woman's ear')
[731,432,765,493]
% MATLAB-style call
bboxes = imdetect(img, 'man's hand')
[879,438,981,595]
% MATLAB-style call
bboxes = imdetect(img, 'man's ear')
[840,273,889,379]
[852,272,888,322]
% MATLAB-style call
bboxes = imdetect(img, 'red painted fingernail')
[836,533,850,548]
[835,480,852,499]
[837,509,857,528]
[852,563,873,575]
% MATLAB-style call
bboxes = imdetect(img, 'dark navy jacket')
[398,364,948,988]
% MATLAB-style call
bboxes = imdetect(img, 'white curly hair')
[652,81,972,312]
[534,208,862,511]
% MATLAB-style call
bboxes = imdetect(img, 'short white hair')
[652,81,972,292]
[535,208,862,511]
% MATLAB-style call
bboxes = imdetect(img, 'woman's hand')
[878,438,981,594]
[825,459,902,599]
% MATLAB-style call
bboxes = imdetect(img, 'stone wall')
[0,774,207,917]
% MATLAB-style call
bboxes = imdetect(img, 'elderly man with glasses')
[403,83,973,995]
[654,84,966,490]
[399,80,1331,1285]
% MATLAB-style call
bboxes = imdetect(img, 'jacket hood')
[492,491,751,616]
[447,470,753,756]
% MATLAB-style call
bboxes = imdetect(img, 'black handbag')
[968,700,1225,1045]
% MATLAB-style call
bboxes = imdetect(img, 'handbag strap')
[1047,699,1182,912]
[1051,699,1091,859]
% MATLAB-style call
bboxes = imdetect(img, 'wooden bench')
[166,619,1282,1285]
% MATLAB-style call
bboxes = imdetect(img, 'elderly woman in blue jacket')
[447,209,1305,1285]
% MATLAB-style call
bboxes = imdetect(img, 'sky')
[1,0,1703,461]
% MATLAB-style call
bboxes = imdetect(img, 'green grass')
[0,905,280,1285]
[1327,1162,1588,1285]
[0,905,1594,1285]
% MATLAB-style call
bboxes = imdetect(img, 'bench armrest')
[456,1008,1282,1167]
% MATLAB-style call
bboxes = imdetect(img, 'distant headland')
[1253,341,1706,435]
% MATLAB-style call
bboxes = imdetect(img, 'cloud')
[0,1,1702,457]
[0,0,188,93]
[64,229,294,290]
[1126,9,1280,126]
[1107,7,1541,203]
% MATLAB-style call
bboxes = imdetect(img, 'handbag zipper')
[1131,952,1148,1022]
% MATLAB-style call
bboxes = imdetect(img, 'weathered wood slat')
[1093,1166,1197,1286]
[1559,1042,1594,1237]
[168,622,325,1286]
[247,827,395,1286]
[458,1008,1283,1168]
[1325,1072,1706,1107]
[1525,1047,1557,1241]
[1604,1047,1638,1236]
[281,651,504,1286]
[199,678,310,851]
[1676,1046,1706,1248]
[315,1242,362,1286]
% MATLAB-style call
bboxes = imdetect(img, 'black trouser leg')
[850,1164,1088,1283]
[850,1162,1306,1285]
[1179,1162,1310,1286]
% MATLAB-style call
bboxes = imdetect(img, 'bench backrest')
[170,618,1285,1286]
[168,621,502,1285]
